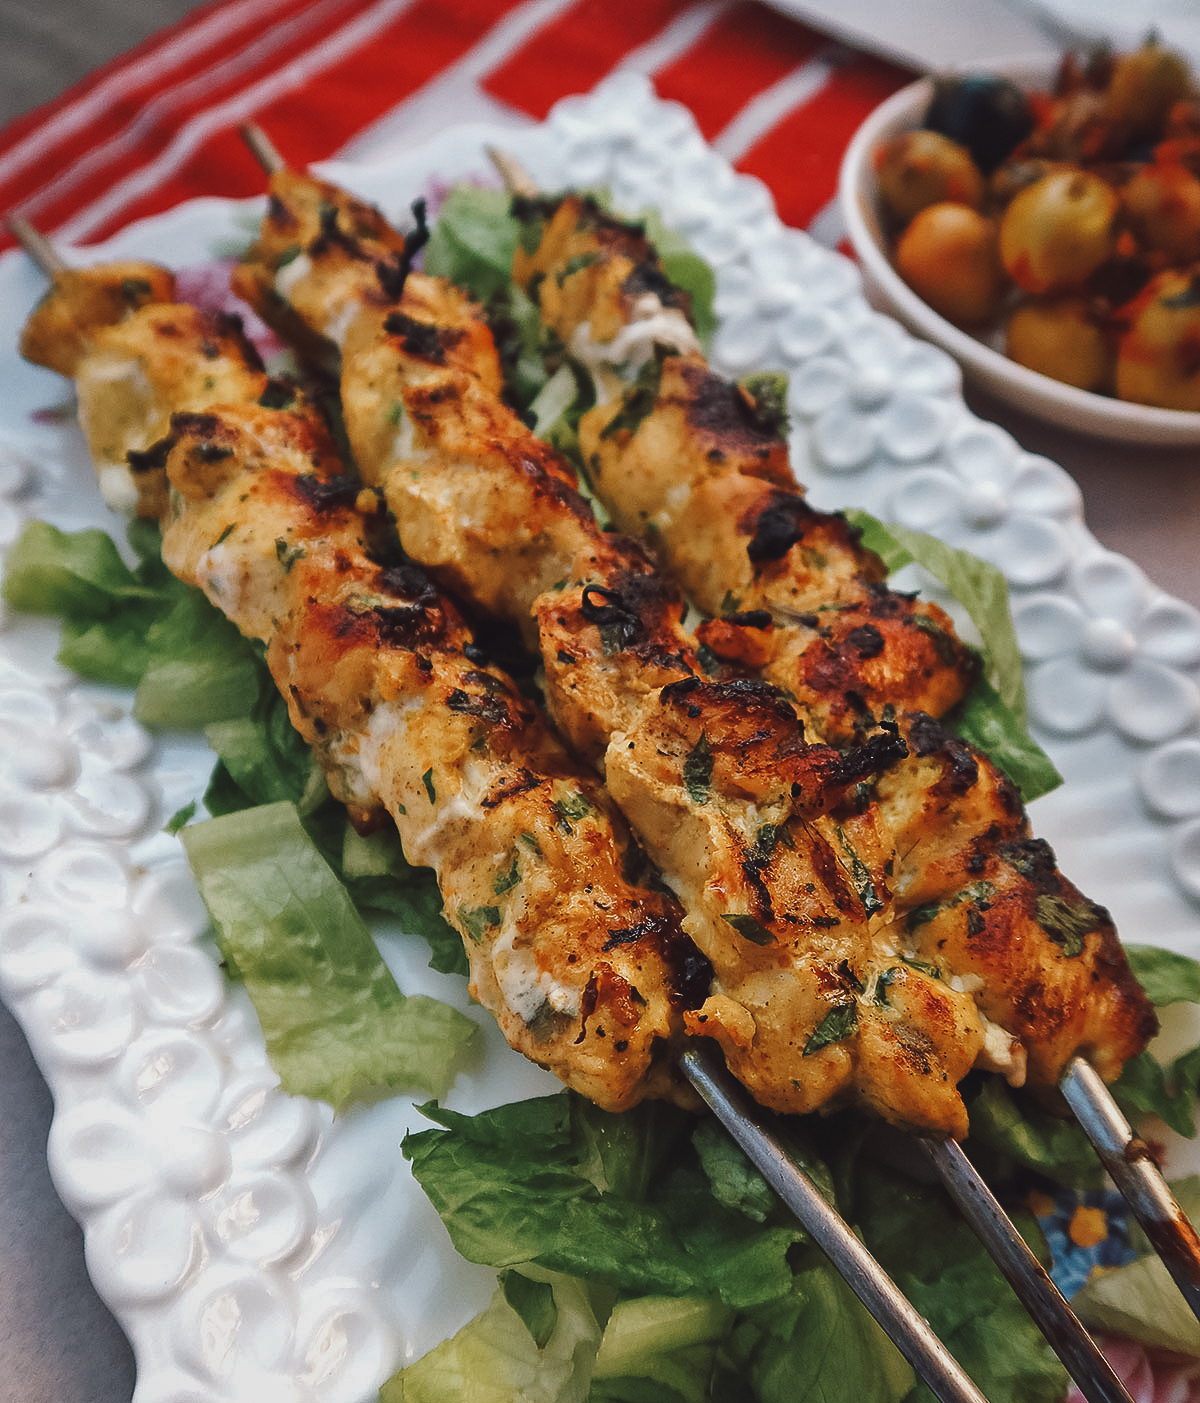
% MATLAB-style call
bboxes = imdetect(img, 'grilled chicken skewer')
[228,148,1179,1403]
[232,155,1154,1135]
[8,204,1129,1403]
[15,241,704,1116]
[231,159,1047,1144]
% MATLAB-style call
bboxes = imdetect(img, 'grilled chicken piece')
[512,197,978,744]
[509,190,1157,1094]
[510,193,702,389]
[19,277,703,1116]
[231,166,503,391]
[233,169,1067,1138]
[22,267,270,519]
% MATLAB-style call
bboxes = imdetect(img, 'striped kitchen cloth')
[0,0,911,255]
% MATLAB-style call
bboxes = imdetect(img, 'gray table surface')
[0,6,1198,1403]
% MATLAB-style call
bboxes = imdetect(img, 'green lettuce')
[3,518,262,727]
[1123,944,1200,1006]
[401,1092,1090,1403]
[404,1095,801,1308]
[425,185,520,302]
[380,1267,603,1403]
[181,801,477,1109]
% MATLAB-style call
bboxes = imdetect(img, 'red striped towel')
[0,0,912,255]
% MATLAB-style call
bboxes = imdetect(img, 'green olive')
[895,203,1006,325]
[1106,40,1192,134]
[999,170,1119,294]
[1005,297,1113,392]
[1116,265,1200,410]
[875,130,984,226]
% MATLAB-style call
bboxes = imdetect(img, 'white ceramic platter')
[1,71,1200,1403]
[839,62,1200,446]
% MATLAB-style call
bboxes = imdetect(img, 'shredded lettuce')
[181,801,477,1109]
[399,1089,1094,1403]
[404,1095,801,1308]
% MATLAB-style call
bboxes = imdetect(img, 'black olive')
[924,74,1034,175]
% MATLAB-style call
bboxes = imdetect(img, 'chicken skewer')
[12,223,707,1117]
[232,144,1155,1130]
[229,144,1159,1403]
[9,214,1002,1403]
[488,155,1200,1320]
[14,186,1150,1403]
[232,152,1024,1144]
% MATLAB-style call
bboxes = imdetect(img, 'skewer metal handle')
[680,1043,990,1403]
[1062,1055,1200,1323]
[923,1137,1134,1403]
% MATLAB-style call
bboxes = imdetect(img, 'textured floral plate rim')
[0,71,1199,1403]
[838,62,1200,445]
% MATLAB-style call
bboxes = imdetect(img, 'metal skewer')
[681,1044,992,1403]
[922,1136,1134,1403]
[1063,1055,1200,1322]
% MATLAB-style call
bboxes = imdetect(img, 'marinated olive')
[999,169,1119,293]
[895,204,1006,325]
[1116,266,1200,409]
[924,73,1034,175]
[1005,297,1113,392]
[1122,161,1200,263]
[1106,39,1192,134]
[875,130,984,225]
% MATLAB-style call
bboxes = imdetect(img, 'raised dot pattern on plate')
[2,69,1200,1403]
[0,468,406,1391]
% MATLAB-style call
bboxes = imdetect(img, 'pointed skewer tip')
[239,122,286,176]
[6,214,68,277]
[485,145,539,198]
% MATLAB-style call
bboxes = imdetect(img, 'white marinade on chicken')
[19,260,708,1114]
[230,167,1156,1139]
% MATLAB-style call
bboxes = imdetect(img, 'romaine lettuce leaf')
[952,676,1063,805]
[403,1095,801,1309]
[850,1159,1067,1403]
[181,801,477,1108]
[1123,944,1200,1006]
[4,518,264,726]
[723,1250,914,1403]
[591,1296,733,1403]
[845,511,1024,716]
[424,185,520,302]
[380,1266,602,1403]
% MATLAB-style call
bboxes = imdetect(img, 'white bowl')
[838,61,1200,445]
